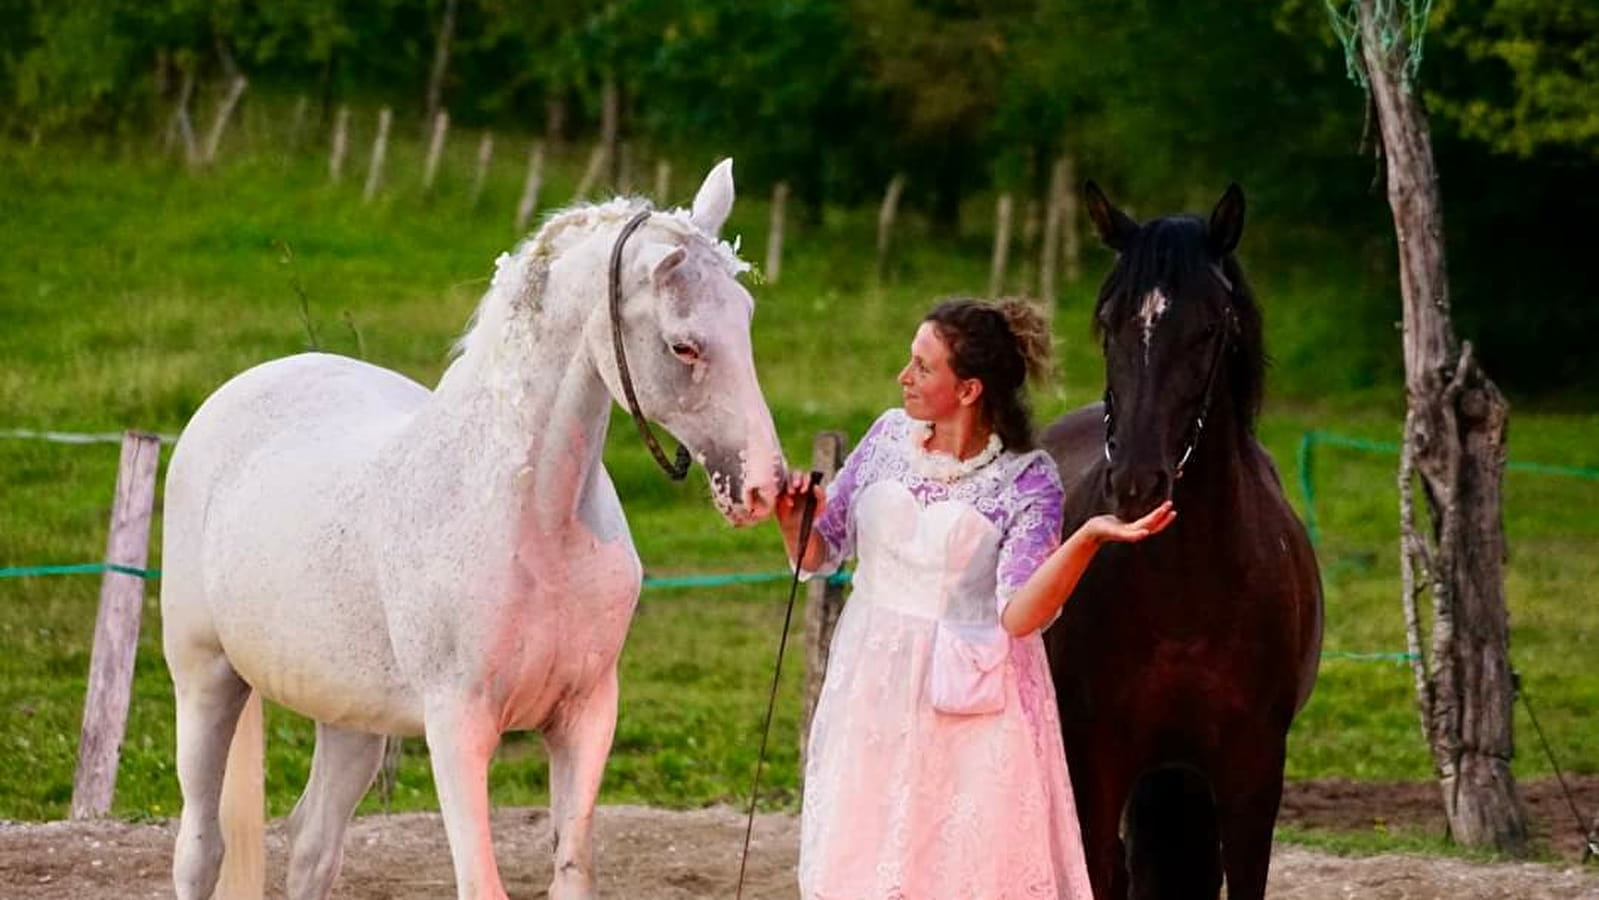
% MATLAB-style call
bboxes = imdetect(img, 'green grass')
[1,131,1595,834]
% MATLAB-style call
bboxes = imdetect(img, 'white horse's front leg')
[545,667,620,900]
[423,696,508,900]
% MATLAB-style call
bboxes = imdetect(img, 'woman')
[778,298,1174,898]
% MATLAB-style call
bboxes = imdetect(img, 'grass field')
[1,126,1595,847]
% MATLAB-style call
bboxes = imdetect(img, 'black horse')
[1041,183,1323,899]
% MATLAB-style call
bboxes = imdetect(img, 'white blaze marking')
[1139,287,1169,358]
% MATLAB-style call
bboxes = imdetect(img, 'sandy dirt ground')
[3,780,1597,899]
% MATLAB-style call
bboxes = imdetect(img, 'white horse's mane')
[449,198,751,362]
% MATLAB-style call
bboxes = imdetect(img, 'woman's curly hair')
[924,297,1055,451]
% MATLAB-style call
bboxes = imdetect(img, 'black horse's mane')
[1091,215,1266,434]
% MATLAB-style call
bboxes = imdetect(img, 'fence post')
[875,174,906,286]
[1061,153,1081,285]
[1039,155,1068,316]
[765,181,789,284]
[71,431,162,819]
[363,107,392,203]
[801,430,849,775]
[424,109,449,191]
[329,105,350,184]
[989,192,1014,298]
[515,141,545,233]
[653,159,672,204]
[470,131,494,209]
[200,74,248,167]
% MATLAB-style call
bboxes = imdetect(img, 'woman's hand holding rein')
[776,470,829,571]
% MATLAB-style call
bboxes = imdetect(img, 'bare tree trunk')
[423,0,458,138]
[1358,0,1526,855]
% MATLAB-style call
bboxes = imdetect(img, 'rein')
[608,207,693,481]
[1172,309,1233,480]
[735,477,820,899]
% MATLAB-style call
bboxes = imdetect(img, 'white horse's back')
[164,352,430,732]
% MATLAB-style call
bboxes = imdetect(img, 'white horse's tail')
[215,689,265,900]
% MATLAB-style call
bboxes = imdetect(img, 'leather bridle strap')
[608,207,692,480]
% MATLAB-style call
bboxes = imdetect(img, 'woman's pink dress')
[799,409,1093,899]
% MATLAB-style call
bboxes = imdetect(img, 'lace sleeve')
[802,410,895,579]
[994,455,1065,616]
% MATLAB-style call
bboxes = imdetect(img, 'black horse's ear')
[1084,180,1138,252]
[1207,183,1245,259]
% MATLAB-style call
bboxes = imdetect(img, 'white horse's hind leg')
[170,652,252,900]
[286,723,386,900]
[423,698,508,900]
[545,668,620,900]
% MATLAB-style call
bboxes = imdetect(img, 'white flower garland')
[906,417,1004,482]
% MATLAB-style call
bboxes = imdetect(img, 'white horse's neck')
[419,204,640,533]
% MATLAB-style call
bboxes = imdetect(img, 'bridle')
[608,207,693,481]
[1103,267,1236,482]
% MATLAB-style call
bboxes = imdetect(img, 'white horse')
[161,160,784,900]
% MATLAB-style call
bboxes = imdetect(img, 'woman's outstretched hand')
[1082,500,1176,545]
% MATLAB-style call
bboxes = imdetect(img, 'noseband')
[1103,268,1235,481]
[609,208,693,481]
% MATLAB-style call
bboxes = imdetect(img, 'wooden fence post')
[329,105,350,184]
[1061,153,1081,285]
[801,430,849,775]
[70,431,162,819]
[765,181,789,284]
[286,95,308,157]
[875,174,906,286]
[989,192,1014,298]
[470,131,495,209]
[653,159,672,204]
[515,141,545,233]
[363,107,392,203]
[424,110,449,191]
[572,143,607,201]
[200,74,248,167]
[1038,155,1067,317]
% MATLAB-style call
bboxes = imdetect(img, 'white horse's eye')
[671,342,701,363]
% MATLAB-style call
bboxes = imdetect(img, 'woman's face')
[898,321,975,422]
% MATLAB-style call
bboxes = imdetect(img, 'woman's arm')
[1000,501,1176,636]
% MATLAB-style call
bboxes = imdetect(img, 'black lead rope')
[736,475,821,899]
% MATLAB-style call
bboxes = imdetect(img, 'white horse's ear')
[691,158,735,237]
[636,241,687,284]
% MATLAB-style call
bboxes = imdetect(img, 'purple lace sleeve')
[994,455,1065,612]
[804,411,895,578]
